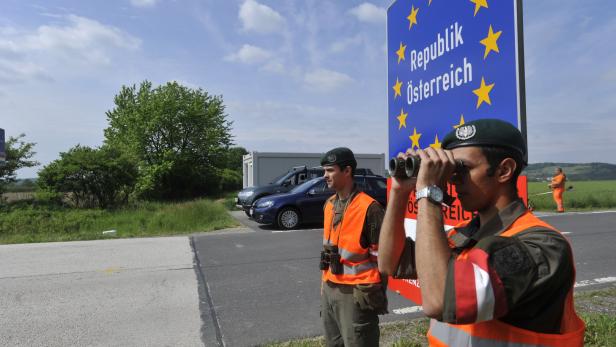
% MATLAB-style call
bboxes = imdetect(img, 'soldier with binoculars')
[378,119,585,346]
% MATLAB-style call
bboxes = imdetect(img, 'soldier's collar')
[452,199,527,248]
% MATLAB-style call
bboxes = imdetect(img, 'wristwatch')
[416,185,444,205]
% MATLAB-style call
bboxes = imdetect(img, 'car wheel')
[277,207,300,230]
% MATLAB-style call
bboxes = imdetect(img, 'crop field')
[527,180,616,211]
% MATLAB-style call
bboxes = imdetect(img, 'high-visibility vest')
[552,173,566,190]
[427,211,585,347]
[322,192,381,285]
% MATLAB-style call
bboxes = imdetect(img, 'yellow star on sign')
[392,77,402,99]
[453,114,466,129]
[407,5,419,30]
[470,0,488,16]
[430,134,441,149]
[396,42,406,64]
[473,77,495,109]
[480,25,502,59]
[396,108,408,129]
[409,127,422,149]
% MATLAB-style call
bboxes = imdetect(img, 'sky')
[1,0,615,178]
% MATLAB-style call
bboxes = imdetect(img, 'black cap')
[442,118,527,163]
[321,147,357,169]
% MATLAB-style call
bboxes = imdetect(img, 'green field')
[527,180,616,211]
[0,198,239,244]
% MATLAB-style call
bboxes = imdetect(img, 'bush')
[220,168,242,192]
[37,145,138,209]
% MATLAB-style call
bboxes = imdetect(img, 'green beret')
[442,118,527,162]
[321,147,357,169]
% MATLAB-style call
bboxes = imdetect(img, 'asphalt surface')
[1,210,614,346]
[0,237,202,347]
[192,210,616,346]
[535,211,616,288]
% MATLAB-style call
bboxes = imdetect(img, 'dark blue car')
[251,175,387,230]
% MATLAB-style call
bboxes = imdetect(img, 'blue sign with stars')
[387,0,526,158]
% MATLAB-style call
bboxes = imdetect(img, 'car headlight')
[256,200,274,208]
[239,191,254,198]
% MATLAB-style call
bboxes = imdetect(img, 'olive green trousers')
[321,281,379,347]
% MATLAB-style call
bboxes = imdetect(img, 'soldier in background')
[319,147,387,347]
[549,167,567,213]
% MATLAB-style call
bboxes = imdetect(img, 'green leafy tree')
[0,134,39,196]
[37,145,138,208]
[226,146,248,172]
[104,81,233,199]
[220,146,248,191]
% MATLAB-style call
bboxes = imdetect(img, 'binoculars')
[320,245,343,275]
[389,156,465,179]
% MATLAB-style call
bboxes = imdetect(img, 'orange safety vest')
[322,192,381,285]
[551,173,566,190]
[428,212,585,347]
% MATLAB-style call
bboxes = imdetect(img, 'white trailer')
[242,151,386,188]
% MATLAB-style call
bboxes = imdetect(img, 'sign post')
[386,0,527,304]
[0,128,5,165]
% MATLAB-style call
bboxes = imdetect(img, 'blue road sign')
[387,0,526,158]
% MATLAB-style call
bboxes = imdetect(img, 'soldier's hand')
[389,149,417,195]
[415,147,456,192]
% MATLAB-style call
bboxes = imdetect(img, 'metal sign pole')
[0,128,6,165]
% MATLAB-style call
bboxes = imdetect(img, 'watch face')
[430,187,444,202]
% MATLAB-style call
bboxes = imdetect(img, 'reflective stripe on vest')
[428,211,585,347]
[322,240,371,263]
[322,192,381,285]
[429,320,542,347]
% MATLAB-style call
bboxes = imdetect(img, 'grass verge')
[527,180,616,211]
[0,198,239,244]
[265,286,616,347]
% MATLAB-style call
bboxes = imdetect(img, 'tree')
[220,146,248,191]
[0,134,39,196]
[104,81,234,199]
[37,146,137,208]
[226,146,248,172]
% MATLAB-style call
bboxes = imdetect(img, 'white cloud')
[304,68,353,92]
[261,61,285,74]
[330,34,363,53]
[225,44,272,64]
[239,0,285,34]
[0,15,141,85]
[349,3,386,24]
[0,60,50,83]
[227,100,387,154]
[130,0,159,8]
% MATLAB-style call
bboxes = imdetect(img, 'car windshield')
[290,177,321,194]
[270,171,293,185]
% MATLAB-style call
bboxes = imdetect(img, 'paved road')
[1,210,614,346]
[0,237,202,347]
[192,210,616,346]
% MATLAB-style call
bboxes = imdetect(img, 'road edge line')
[190,236,225,347]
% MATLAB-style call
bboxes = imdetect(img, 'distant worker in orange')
[549,167,566,212]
